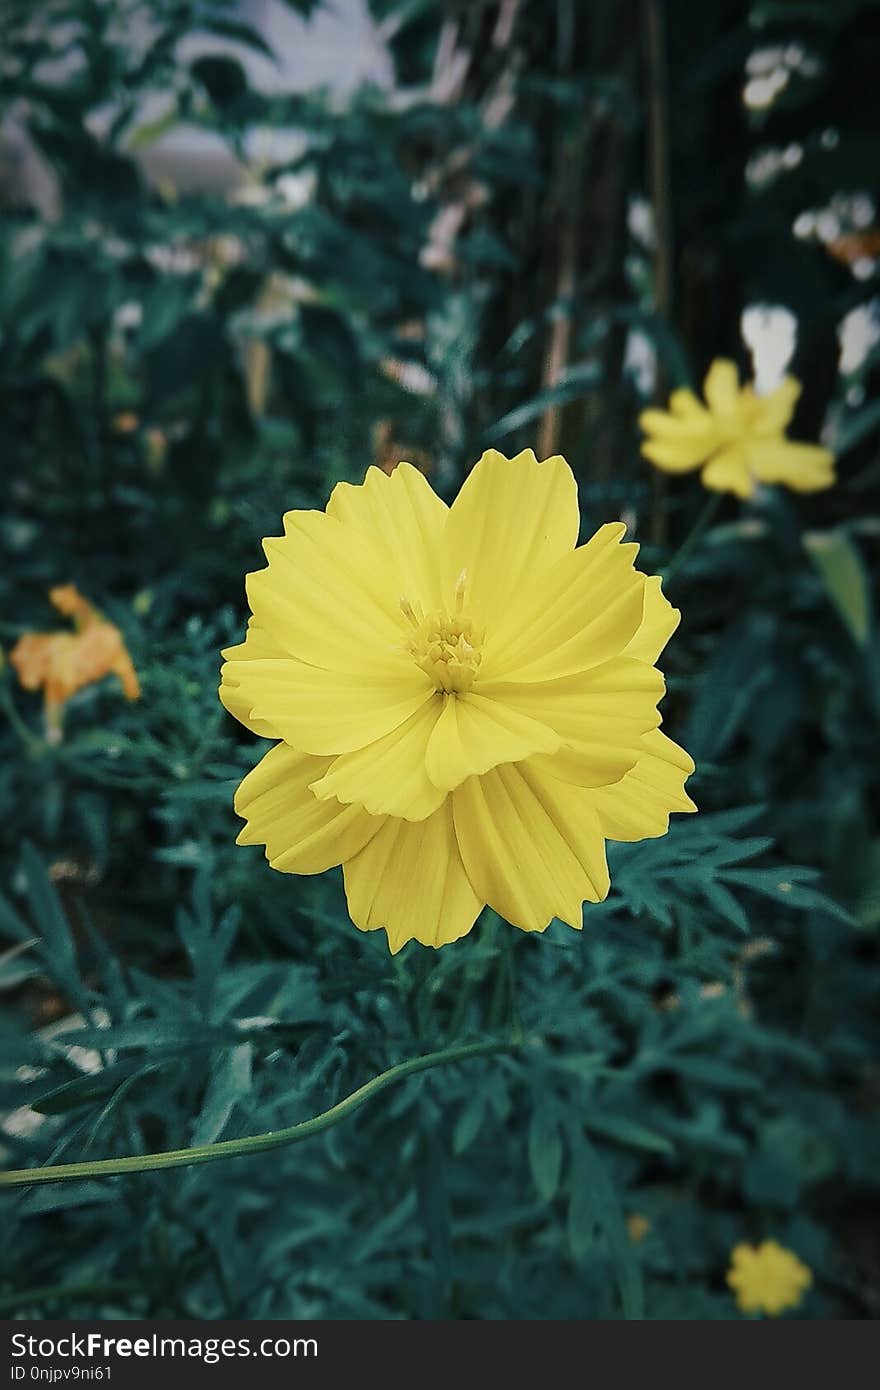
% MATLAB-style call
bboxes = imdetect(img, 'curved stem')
[0,1038,511,1189]
[662,491,723,586]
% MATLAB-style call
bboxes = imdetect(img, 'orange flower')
[826,230,880,267]
[10,586,140,741]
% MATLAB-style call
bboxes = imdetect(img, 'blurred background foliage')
[1,0,879,1320]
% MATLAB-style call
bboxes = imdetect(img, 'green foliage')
[1,0,878,1321]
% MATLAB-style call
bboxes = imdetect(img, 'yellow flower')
[639,359,835,499]
[727,1240,812,1317]
[10,585,140,742]
[220,450,696,953]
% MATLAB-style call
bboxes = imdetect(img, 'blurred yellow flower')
[220,450,696,953]
[10,585,140,742]
[626,1213,651,1242]
[727,1240,812,1316]
[639,359,835,499]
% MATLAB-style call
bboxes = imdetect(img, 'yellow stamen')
[399,596,421,627]
[401,586,484,694]
[453,568,468,612]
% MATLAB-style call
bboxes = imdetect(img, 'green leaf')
[415,1121,453,1295]
[489,362,602,437]
[833,397,880,455]
[31,1059,163,1116]
[566,1151,597,1261]
[452,1092,486,1155]
[584,1111,674,1156]
[0,895,34,946]
[743,1148,801,1209]
[662,1056,762,1092]
[21,843,77,974]
[684,616,773,761]
[721,868,854,923]
[568,1135,644,1318]
[191,1043,254,1146]
[0,939,39,991]
[699,878,750,932]
[529,1099,564,1201]
[804,529,871,646]
[18,844,91,1017]
[18,1184,120,1216]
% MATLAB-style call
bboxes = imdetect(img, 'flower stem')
[504,936,523,1044]
[0,1038,512,1189]
[662,491,724,586]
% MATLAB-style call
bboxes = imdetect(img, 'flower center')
[400,572,484,694]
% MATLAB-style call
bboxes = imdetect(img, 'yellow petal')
[640,438,712,471]
[326,462,448,609]
[246,509,405,675]
[641,404,713,433]
[219,620,288,738]
[638,408,685,436]
[221,620,285,664]
[453,762,609,932]
[747,439,836,493]
[220,687,278,740]
[591,729,696,841]
[639,407,719,456]
[480,656,664,787]
[235,741,381,872]
[752,376,801,434]
[444,449,579,625]
[623,576,680,665]
[309,696,446,821]
[424,691,560,794]
[219,655,432,755]
[669,388,707,419]
[343,800,483,952]
[482,522,645,682]
[700,444,753,497]
[703,358,741,415]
